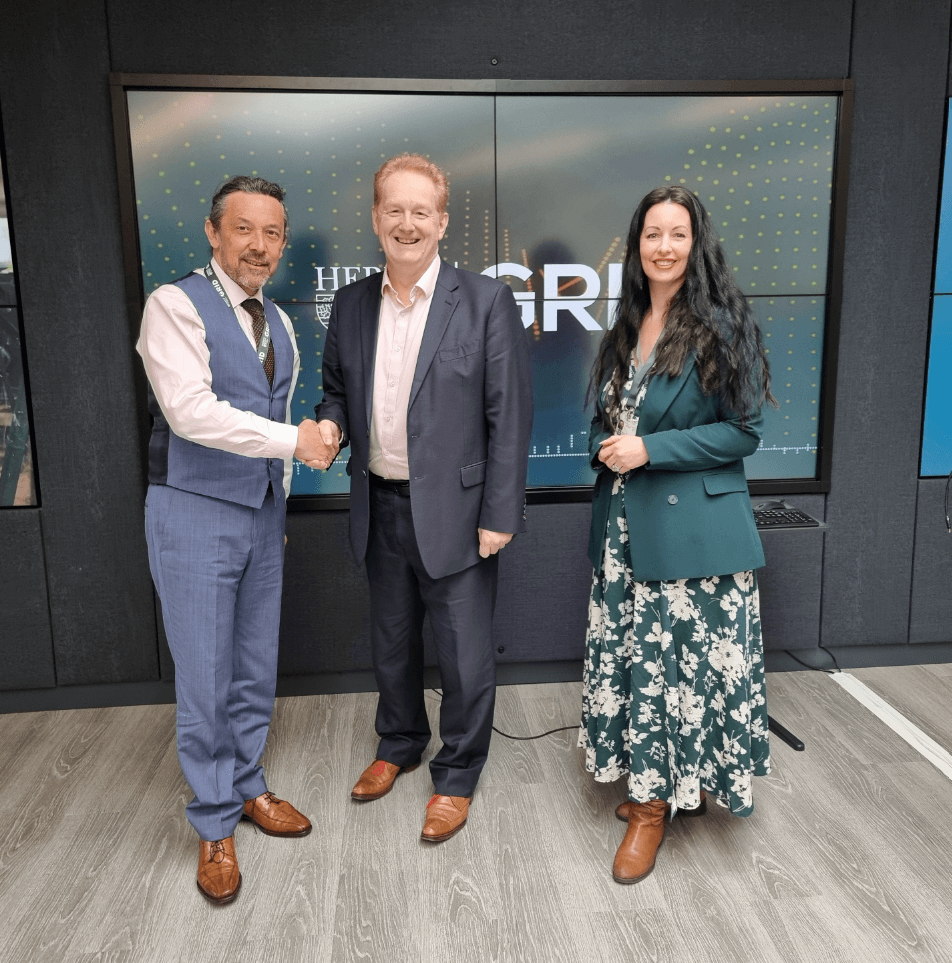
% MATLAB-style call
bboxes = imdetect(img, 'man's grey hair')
[208,176,289,238]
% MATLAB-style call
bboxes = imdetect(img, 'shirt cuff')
[270,421,299,460]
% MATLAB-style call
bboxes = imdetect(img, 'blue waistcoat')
[147,272,293,508]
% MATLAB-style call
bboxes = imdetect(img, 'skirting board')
[2,645,952,714]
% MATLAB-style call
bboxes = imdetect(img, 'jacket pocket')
[460,460,487,487]
[440,338,481,362]
[702,471,749,496]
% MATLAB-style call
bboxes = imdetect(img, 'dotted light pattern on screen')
[129,92,837,493]
[664,99,836,294]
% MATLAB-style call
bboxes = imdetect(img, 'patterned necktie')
[241,298,274,386]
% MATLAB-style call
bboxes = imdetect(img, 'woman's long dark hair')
[591,186,775,428]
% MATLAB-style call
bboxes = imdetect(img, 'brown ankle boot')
[612,799,668,884]
[616,790,706,822]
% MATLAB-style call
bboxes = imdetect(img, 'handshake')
[294,418,341,472]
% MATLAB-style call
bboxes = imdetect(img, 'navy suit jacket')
[316,260,533,580]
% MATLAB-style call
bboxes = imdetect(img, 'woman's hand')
[598,434,649,473]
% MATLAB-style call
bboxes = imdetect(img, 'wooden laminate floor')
[1,667,951,963]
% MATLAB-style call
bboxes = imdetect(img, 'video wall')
[123,85,843,498]
[922,101,952,477]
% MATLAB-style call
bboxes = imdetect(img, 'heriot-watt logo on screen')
[313,262,623,331]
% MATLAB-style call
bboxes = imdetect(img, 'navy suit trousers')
[366,485,498,797]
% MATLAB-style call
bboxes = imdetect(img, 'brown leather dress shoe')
[197,836,241,904]
[351,759,420,801]
[242,791,312,837]
[420,794,470,843]
[612,799,669,884]
[615,790,707,822]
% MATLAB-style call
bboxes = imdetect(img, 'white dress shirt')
[136,258,301,497]
[369,254,441,479]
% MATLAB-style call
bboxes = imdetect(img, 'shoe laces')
[207,840,227,864]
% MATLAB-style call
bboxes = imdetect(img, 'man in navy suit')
[316,154,533,842]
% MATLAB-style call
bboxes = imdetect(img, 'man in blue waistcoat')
[137,176,334,904]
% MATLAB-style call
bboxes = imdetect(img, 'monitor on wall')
[111,76,852,506]
[921,99,952,479]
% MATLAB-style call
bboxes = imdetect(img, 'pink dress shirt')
[368,254,441,480]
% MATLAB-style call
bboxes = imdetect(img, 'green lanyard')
[203,262,272,366]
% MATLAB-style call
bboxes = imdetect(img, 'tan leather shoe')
[242,791,312,837]
[351,759,420,801]
[197,836,241,904]
[420,794,470,843]
[615,790,707,822]
[612,799,669,884]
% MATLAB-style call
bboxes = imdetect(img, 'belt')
[369,472,411,497]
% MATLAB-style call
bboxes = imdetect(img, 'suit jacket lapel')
[638,355,696,435]
[359,273,384,432]
[408,260,459,412]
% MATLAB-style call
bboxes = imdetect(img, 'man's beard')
[235,258,272,291]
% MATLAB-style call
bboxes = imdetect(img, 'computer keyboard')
[752,507,820,529]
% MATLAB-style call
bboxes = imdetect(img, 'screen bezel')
[110,74,853,508]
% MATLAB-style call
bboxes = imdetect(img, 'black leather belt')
[369,472,411,497]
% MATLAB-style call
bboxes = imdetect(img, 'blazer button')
[667,494,678,505]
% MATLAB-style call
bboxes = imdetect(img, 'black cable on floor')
[818,642,843,672]
[428,689,577,741]
[783,648,839,674]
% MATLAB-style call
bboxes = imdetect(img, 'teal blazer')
[588,356,766,581]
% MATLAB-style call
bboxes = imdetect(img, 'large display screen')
[922,101,952,477]
[120,82,845,498]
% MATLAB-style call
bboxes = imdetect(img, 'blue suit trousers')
[145,484,285,841]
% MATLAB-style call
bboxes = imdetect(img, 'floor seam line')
[829,672,952,781]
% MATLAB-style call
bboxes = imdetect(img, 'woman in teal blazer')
[580,187,775,885]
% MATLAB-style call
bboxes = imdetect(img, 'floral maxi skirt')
[579,486,771,816]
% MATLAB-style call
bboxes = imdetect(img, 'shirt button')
[667,495,678,505]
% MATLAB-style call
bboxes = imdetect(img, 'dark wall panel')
[279,510,371,675]
[949,29,952,96]
[820,0,952,648]
[909,479,952,643]
[279,503,593,676]
[491,503,592,663]
[6,0,952,704]
[106,0,852,81]
[278,495,828,676]
[758,494,826,652]
[0,2,158,684]
[0,511,54,690]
